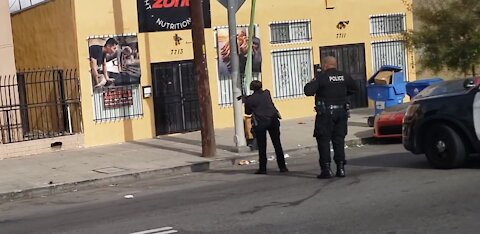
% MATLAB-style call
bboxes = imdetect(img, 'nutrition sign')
[137,0,211,33]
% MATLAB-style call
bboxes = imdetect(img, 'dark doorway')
[151,61,200,135]
[320,44,368,108]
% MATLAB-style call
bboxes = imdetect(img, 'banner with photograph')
[137,0,211,33]
[216,26,262,78]
[87,35,141,91]
[88,35,143,121]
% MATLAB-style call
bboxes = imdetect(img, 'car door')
[474,90,480,140]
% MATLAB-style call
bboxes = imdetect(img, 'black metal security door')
[320,44,368,108]
[152,61,200,135]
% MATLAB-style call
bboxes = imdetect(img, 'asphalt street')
[1,143,480,234]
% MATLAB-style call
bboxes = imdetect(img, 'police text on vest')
[329,75,344,82]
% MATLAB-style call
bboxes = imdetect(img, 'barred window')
[93,84,143,121]
[270,20,311,44]
[218,73,261,106]
[370,13,405,36]
[272,48,313,98]
[371,40,408,80]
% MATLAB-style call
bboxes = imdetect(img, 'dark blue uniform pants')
[314,109,348,165]
[253,118,287,171]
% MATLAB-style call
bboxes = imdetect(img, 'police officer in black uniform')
[304,56,358,179]
[245,80,288,174]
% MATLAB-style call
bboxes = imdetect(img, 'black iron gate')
[151,61,200,135]
[0,69,82,143]
[320,44,368,109]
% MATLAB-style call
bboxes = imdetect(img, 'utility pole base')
[235,146,251,153]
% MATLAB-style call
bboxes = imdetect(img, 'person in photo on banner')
[114,38,141,86]
[89,38,118,88]
[88,36,142,90]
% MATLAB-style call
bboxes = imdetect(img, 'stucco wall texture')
[11,0,415,147]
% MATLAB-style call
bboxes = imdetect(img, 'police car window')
[415,79,468,98]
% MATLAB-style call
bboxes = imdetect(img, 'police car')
[402,77,480,169]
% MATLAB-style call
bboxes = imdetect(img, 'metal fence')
[0,69,82,144]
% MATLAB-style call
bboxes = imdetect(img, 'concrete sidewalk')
[0,108,374,202]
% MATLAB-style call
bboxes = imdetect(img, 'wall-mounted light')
[143,86,152,98]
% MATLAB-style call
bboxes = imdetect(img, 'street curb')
[0,137,375,204]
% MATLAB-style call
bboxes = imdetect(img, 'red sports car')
[374,102,410,138]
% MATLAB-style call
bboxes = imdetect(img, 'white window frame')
[369,13,406,36]
[269,19,311,45]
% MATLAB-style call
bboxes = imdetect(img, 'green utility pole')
[191,0,217,157]
[244,0,256,93]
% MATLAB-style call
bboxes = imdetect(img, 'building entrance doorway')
[320,43,368,108]
[151,61,200,135]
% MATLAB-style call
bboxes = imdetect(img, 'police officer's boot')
[317,163,334,179]
[336,161,346,178]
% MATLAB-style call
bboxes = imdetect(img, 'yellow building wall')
[10,0,80,137]
[11,0,78,69]
[71,0,414,147]
[211,0,416,125]
[73,0,156,147]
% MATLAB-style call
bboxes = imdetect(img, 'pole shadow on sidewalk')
[128,140,202,156]
[156,136,238,152]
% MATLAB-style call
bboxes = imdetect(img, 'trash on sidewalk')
[249,160,257,164]
[268,156,275,161]
[124,194,134,199]
[238,160,250,165]
[284,154,290,158]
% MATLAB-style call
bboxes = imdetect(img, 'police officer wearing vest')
[304,56,358,179]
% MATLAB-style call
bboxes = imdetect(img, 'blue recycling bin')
[406,77,444,98]
[367,65,406,115]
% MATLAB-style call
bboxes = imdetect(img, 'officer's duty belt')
[326,104,345,110]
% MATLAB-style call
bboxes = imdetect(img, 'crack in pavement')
[239,168,386,215]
